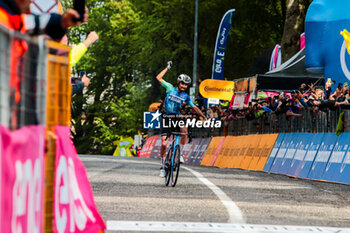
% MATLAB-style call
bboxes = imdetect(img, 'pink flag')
[0,125,45,233]
[54,126,106,233]
[300,32,305,50]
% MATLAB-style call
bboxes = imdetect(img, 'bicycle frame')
[163,132,187,187]
[171,135,180,167]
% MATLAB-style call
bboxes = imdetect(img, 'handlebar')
[161,131,192,143]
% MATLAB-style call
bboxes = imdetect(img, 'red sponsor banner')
[0,125,45,233]
[54,126,106,233]
[150,135,162,159]
[139,135,158,158]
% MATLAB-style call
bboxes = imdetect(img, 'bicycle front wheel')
[165,146,172,186]
[171,145,181,187]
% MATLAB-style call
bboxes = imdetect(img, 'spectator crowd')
[157,79,350,130]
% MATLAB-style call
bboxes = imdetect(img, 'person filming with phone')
[72,71,90,95]
[65,31,99,95]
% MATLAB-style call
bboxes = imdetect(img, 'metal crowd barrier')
[0,24,47,129]
[0,25,11,126]
[231,108,345,135]
[0,24,71,233]
[44,41,71,233]
[192,108,348,137]
[157,108,350,138]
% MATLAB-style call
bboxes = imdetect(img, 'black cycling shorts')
[160,114,182,135]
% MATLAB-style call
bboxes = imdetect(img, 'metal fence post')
[0,26,11,127]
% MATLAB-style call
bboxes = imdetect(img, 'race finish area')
[106,221,350,233]
[80,156,350,233]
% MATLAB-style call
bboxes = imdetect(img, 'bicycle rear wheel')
[164,146,172,186]
[171,145,180,187]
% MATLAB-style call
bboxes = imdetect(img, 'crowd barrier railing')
[44,41,71,233]
[0,24,48,129]
[0,24,72,233]
[187,108,350,138]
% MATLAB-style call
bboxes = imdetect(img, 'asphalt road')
[80,155,350,233]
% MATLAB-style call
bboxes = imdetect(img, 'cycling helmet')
[177,74,191,84]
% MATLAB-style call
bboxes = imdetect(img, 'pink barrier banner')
[0,125,45,233]
[54,126,106,233]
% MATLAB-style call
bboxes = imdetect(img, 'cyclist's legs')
[180,126,187,145]
[159,135,169,177]
[161,135,169,159]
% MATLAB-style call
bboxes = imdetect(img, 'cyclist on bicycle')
[156,61,206,177]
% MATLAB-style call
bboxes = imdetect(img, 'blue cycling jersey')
[161,81,194,114]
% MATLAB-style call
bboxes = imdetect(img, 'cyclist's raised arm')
[186,95,207,119]
[156,61,172,84]
[192,105,207,119]
[156,67,168,84]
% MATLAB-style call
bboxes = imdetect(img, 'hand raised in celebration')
[167,61,173,70]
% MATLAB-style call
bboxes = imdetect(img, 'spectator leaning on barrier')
[334,83,350,109]
[207,106,214,119]
[189,79,350,129]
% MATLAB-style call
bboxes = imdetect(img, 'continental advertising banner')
[199,79,234,101]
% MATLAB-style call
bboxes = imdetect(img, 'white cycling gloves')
[167,61,172,70]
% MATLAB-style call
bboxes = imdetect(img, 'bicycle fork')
[172,136,180,168]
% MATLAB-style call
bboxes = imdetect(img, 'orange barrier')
[240,135,262,169]
[221,136,239,168]
[226,136,242,168]
[204,134,279,171]
[255,134,279,171]
[210,137,225,166]
[232,135,249,168]
[214,136,235,168]
[44,41,71,233]
[248,135,265,170]
[200,137,224,166]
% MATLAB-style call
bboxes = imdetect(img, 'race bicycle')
[163,131,191,187]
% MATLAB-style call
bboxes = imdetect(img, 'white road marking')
[106,221,350,233]
[182,166,245,224]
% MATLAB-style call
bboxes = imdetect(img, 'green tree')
[281,0,312,62]
[62,0,294,154]
[66,0,151,154]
